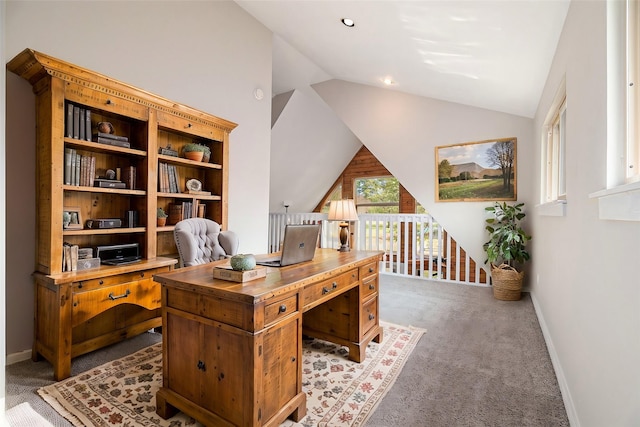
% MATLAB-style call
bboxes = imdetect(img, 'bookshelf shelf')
[8,48,236,380]
[63,185,147,196]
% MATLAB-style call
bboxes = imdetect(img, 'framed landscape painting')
[435,137,517,202]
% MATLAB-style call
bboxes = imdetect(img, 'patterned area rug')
[38,321,424,427]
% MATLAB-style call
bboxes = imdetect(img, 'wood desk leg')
[347,326,384,363]
[156,388,178,419]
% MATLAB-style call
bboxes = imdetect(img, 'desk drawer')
[72,278,160,327]
[361,276,378,300]
[359,260,378,281]
[75,268,169,293]
[302,269,358,309]
[361,296,378,336]
[264,294,298,326]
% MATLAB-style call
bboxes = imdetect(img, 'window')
[354,177,399,214]
[590,0,640,221]
[320,184,342,213]
[627,0,640,182]
[543,89,567,203]
[606,0,640,185]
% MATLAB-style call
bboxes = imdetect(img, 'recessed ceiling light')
[382,77,395,86]
[341,18,355,27]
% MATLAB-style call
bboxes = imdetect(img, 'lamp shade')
[328,199,359,221]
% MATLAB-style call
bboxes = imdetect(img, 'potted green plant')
[201,144,211,163]
[183,143,206,162]
[483,202,531,300]
[157,207,168,226]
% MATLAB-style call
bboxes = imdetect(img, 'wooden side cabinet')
[7,48,236,379]
[156,285,305,426]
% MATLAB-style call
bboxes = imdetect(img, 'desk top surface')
[153,248,383,304]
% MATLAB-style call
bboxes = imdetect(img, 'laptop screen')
[278,224,320,266]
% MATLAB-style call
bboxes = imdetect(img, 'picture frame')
[435,137,517,202]
[63,206,83,230]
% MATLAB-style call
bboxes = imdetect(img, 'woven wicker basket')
[491,264,525,301]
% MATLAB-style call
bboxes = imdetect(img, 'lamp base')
[338,222,350,252]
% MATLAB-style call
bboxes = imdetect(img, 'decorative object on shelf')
[229,254,257,271]
[63,207,83,230]
[483,201,531,301]
[97,121,114,134]
[185,178,202,192]
[157,207,168,227]
[182,143,206,162]
[158,143,178,157]
[202,145,211,163]
[63,211,71,229]
[328,199,359,252]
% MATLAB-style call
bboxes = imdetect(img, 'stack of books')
[93,131,130,148]
[65,102,92,141]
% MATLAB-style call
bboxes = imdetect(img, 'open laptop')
[257,224,320,267]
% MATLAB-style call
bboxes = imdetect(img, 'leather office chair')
[173,218,239,267]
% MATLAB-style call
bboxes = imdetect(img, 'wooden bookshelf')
[7,48,237,380]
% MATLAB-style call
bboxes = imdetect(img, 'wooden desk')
[154,249,384,427]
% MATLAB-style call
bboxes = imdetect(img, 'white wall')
[313,80,534,269]
[531,2,640,426]
[4,1,272,355]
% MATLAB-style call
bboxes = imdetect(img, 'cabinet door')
[261,315,301,424]
[200,322,251,426]
[164,313,201,404]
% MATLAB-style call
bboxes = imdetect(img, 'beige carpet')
[37,321,424,427]
[4,402,54,427]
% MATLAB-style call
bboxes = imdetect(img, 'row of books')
[65,101,131,148]
[168,201,206,224]
[64,148,96,187]
[159,162,181,193]
[65,102,92,141]
[62,244,96,272]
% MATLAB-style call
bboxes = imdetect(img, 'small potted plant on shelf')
[202,145,211,163]
[157,207,168,227]
[483,202,531,301]
[182,143,207,162]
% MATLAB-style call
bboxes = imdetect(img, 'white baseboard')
[6,349,31,365]
[530,292,579,427]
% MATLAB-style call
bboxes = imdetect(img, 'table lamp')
[328,199,359,252]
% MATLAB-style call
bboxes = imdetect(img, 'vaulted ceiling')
[237,0,570,118]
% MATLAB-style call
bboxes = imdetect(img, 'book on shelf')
[94,131,129,142]
[79,108,85,142]
[168,164,178,193]
[93,179,126,189]
[94,136,131,148]
[64,148,72,185]
[73,106,80,139]
[62,243,79,272]
[168,201,193,225]
[123,166,136,190]
[66,103,74,138]
[85,110,92,141]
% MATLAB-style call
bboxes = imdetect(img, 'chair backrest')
[173,218,238,267]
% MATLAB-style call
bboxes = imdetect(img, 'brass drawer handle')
[108,289,131,300]
[332,282,338,289]
[369,267,374,273]
[369,284,375,290]
[279,304,287,313]
[368,313,375,321]
[322,287,331,294]
[197,360,206,371]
